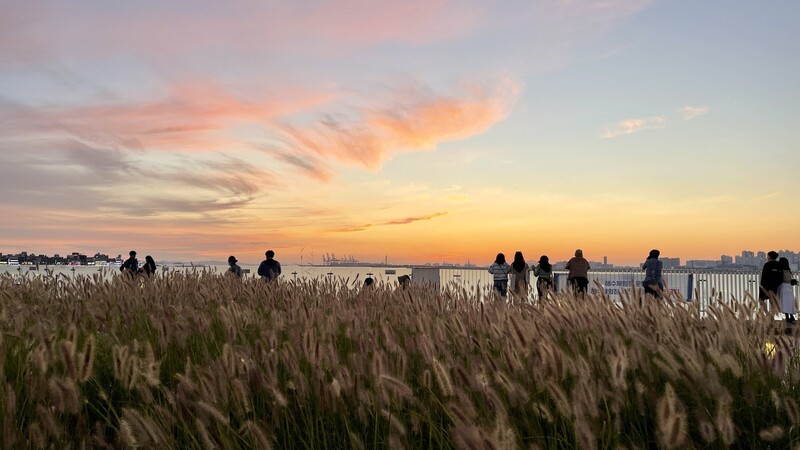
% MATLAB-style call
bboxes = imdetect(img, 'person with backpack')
[257,250,281,281]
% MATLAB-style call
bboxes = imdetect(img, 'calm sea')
[0,263,412,286]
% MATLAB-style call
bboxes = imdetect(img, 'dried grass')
[1,271,799,448]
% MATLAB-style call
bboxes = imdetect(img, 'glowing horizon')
[1,0,799,267]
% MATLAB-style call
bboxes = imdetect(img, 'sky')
[1,0,799,265]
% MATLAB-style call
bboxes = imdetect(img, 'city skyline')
[2,247,799,269]
[1,1,799,265]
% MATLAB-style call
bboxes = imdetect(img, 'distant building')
[720,255,733,266]
[661,257,680,269]
[686,260,718,269]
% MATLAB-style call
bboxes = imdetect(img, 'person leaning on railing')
[642,249,664,299]
[488,253,511,298]
[565,249,590,295]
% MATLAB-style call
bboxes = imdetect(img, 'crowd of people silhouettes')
[118,246,795,323]
[489,249,599,300]
[487,248,669,301]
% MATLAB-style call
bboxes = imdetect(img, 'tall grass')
[0,271,798,449]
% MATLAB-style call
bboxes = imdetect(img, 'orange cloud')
[282,78,520,168]
[384,212,448,225]
[330,211,448,233]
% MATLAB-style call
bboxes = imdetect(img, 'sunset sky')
[1,0,798,265]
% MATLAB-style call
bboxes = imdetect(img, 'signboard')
[556,272,691,302]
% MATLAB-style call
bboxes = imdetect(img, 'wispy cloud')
[681,105,709,120]
[281,78,521,168]
[0,83,338,152]
[602,116,667,138]
[332,211,448,232]
[384,212,448,225]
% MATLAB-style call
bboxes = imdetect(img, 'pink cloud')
[282,78,521,168]
[2,82,338,152]
[602,116,667,138]
[1,0,486,64]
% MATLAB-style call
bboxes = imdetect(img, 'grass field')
[1,272,799,449]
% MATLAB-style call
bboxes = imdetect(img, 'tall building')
[720,255,733,266]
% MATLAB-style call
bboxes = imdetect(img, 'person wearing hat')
[227,255,243,278]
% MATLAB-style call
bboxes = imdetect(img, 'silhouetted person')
[566,249,590,295]
[488,253,511,298]
[760,251,782,311]
[508,251,530,303]
[142,255,156,276]
[257,250,281,281]
[397,274,411,290]
[534,255,554,299]
[778,257,796,323]
[120,251,138,274]
[227,255,242,278]
[642,249,664,298]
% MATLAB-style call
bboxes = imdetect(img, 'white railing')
[413,267,797,314]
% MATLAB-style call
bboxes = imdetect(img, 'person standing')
[565,249,590,295]
[120,250,139,274]
[257,250,282,281]
[142,255,157,276]
[642,249,664,298]
[508,251,530,303]
[488,253,511,298]
[227,255,243,278]
[778,257,796,323]
[397,275,411,290]
[759,251,783,311]
[533,255,554,299]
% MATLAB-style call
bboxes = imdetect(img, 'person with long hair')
[508,251,530,303]
[778,257,797,323]
[142,255,157,276]
[642,249,664,298]
[533,255,553,299]
[759,251,782,312]
[565,249,590,296]
[488,253,511,298]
